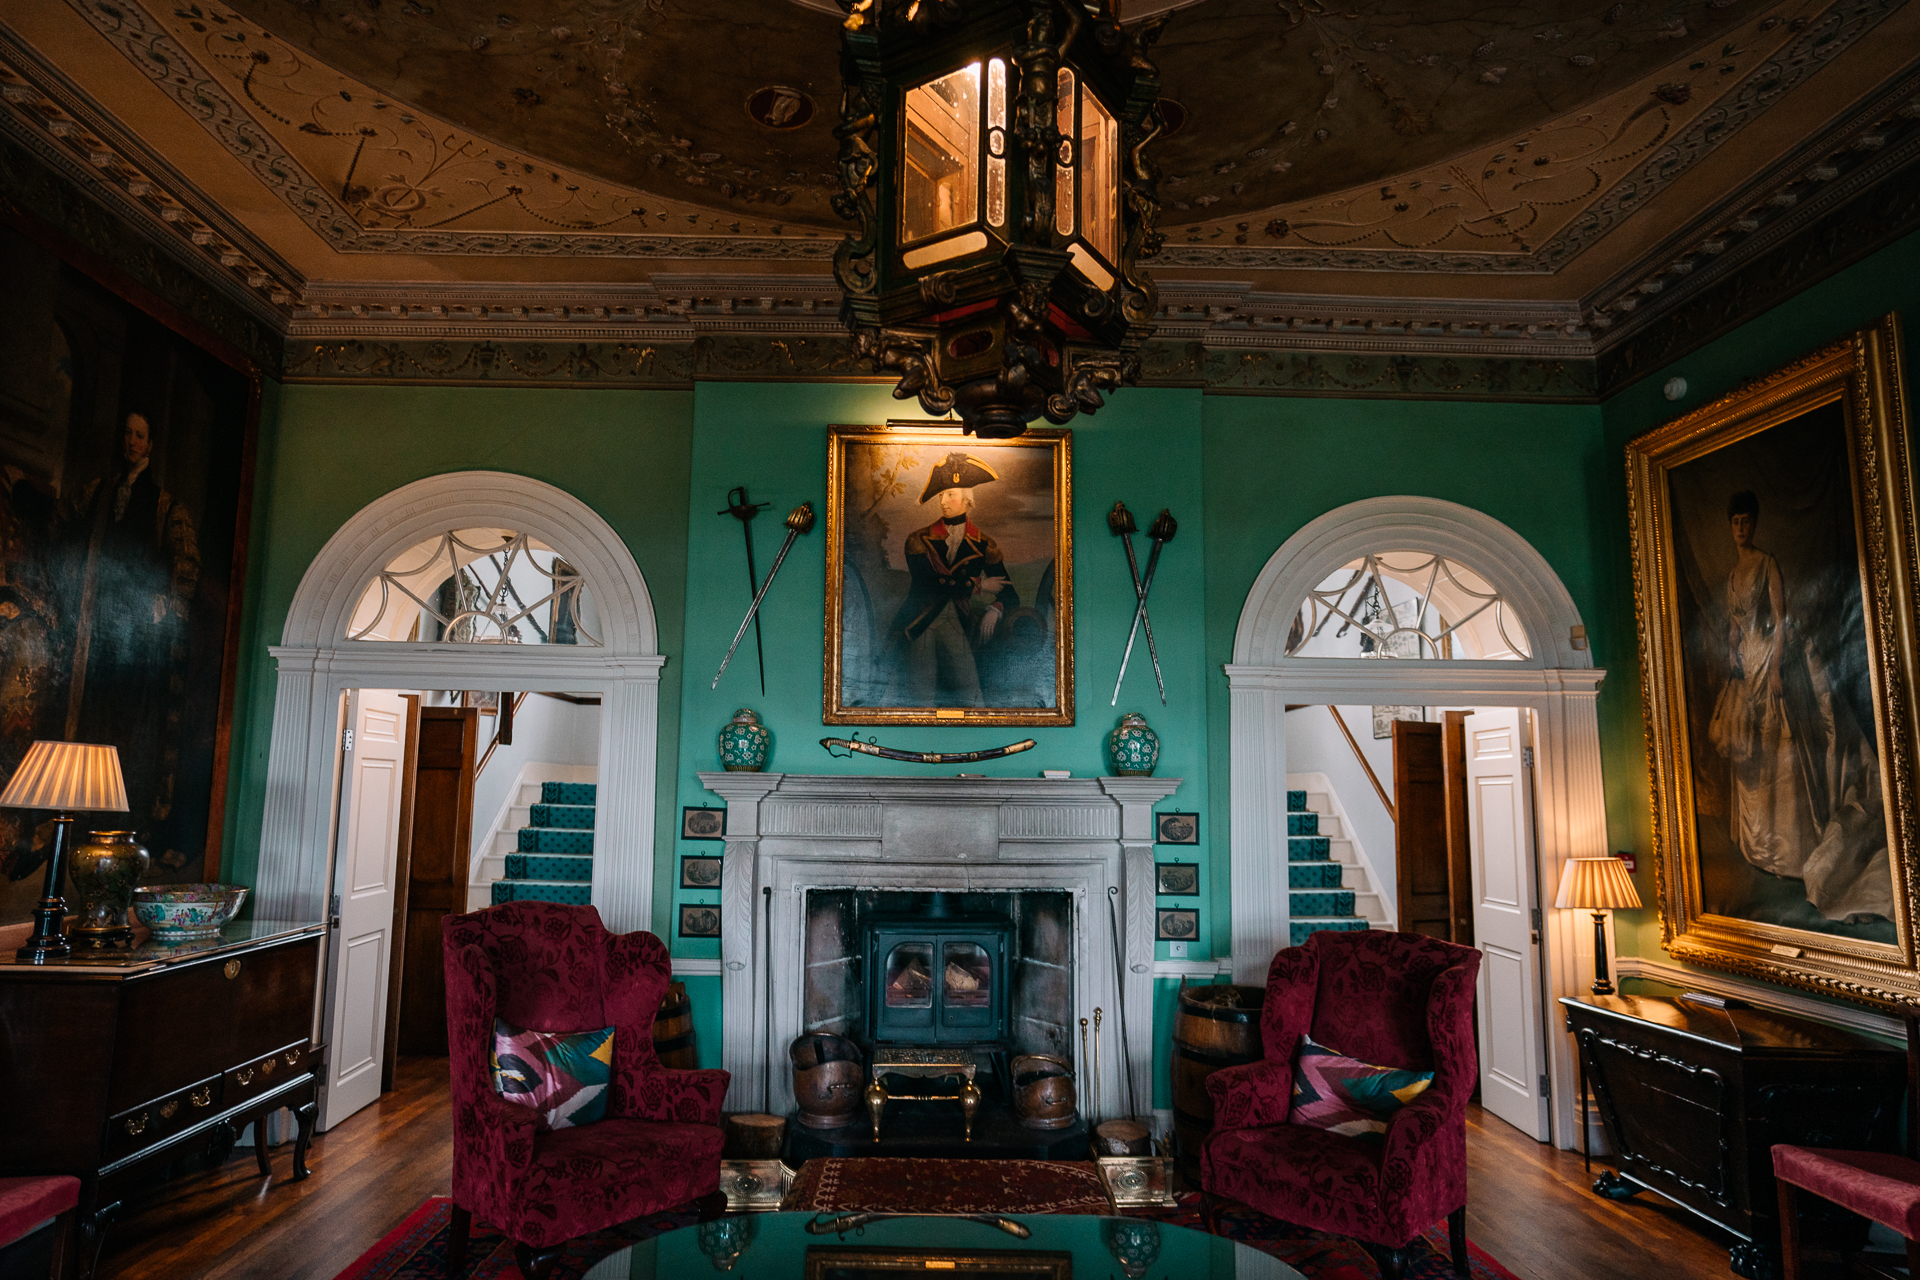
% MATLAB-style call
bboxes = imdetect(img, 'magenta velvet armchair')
[442,901,730,1280]
[1201,930,1482,1280]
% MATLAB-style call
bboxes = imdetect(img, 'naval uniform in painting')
[885,516,1019,707]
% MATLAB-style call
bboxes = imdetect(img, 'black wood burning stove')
[866,893,1012,1046]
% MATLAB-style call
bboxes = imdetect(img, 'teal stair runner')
[492,781,597,907]
[1287,789,1370,947]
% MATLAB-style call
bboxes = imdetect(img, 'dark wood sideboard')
[0,920,326,1279]
[1562,992,1906,1280]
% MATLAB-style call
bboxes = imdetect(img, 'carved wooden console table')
[0,919,325,1279]
[1562,992,1905,1279]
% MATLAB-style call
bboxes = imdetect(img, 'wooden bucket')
[653,980,698,1070]
[1171,982,1266,1178]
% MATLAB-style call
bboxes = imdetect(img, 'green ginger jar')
[718,707,772,772]
[1106,712,1160,777]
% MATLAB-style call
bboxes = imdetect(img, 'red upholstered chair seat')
[0,1176,79,1248]
[1200,930,1481,1279]
[1774,1146,1920,1238]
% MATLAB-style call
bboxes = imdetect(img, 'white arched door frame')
[1225,496,1606,1149]
[253,471,667,935]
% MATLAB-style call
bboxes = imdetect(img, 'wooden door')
[1393,720,1451,939]
[380,695,422,1092]
[1465,706,1550,1139]
[396,706,477,1057]
[319,689,410,1129]
[1441,711,1475,946]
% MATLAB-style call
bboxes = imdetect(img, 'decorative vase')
[1106,712,1160,776]
[68,830,150,949]
[718,708,772,772]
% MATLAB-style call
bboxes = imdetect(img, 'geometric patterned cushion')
[1289,1034,1434,1142]
[491,1019,614,1132]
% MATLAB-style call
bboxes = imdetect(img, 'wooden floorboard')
[98,1059,1754,1280]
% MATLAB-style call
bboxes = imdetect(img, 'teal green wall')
[667,382,1215,960]
[220,385,696,900]
[1598,226,1920,977]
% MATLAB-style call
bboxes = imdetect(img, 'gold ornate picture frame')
[1628,313,1920,1009]
[824,423,1073,726]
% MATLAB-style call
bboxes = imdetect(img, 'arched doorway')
[1227,495,1607,1149]
[252,472,665,1124]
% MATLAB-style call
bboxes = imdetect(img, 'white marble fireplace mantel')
[697,772,1180,1122]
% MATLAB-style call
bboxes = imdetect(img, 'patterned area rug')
[780,1157,1115,1215]
[335,1189,1522,1280]
[331,1198,696,1280]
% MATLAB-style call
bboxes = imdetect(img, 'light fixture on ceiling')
[832,0,1169,438]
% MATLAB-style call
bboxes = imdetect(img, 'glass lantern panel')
[987,59,1007,227]
[884,942,934,1008]
[1054,67,1075,237]
[902,63,982,246]
[1080,86,1119,263]
[943,942,991,1009]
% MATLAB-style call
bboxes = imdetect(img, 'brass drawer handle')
[125,1112,148,1136]
[224,960,242,980]
[284,1051,300,1067]
[159,1100,180,1120]
[261,1058,276,1076]
[189,1086,212,1108]
[236,1067,254,1086]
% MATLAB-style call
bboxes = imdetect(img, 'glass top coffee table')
[582,1211,1301,1279]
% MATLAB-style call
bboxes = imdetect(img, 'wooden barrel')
[1171,983,1266,1179]
[652,980,698,1069]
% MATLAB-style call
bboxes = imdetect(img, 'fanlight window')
[1286,552,1529,661]
[348,529,599,645]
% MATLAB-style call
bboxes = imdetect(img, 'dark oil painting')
[1668,398,1893,943]
[0,224,250,926]
[826,425,1071,725]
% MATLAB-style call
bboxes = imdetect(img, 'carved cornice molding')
[280,333,1596,401]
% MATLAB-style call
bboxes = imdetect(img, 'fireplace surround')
[698,773,1179,1123]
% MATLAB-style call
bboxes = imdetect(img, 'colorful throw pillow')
[490,1018,615,1131]
[1289,1034,1434,1141]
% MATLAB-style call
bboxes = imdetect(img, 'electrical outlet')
[1168,940,1188,958]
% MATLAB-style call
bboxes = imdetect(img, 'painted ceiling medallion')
[833,0,1167,436]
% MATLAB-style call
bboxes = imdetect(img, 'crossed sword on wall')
[1108,501,1177,706]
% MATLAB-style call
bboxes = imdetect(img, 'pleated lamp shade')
[1555,854,1641,911]
[0,741,129,812]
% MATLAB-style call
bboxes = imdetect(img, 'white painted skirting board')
[1612,956,1904,1042]
[1153,958,1233,978]
[671,957,723,977]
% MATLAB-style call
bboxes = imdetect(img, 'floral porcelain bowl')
[131,884,248,942]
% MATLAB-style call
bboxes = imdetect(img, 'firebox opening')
[804,888,1074,1088]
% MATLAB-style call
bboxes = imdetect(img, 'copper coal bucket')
[790,1033,864,1129]
[1010,1053,1077,1130]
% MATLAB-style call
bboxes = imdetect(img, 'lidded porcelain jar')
[1106,712,1160,777]
[717,708,772,772]
[69,830,150,948]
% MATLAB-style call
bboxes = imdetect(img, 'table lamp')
[1555,854,1641,997]
[5,741,130,962]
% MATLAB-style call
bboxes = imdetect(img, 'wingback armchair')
[1202,930,1482,1280]
[443,901,730,1280]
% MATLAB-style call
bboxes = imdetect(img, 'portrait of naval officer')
[884,452,1020,707]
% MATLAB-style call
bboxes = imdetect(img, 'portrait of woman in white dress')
[1672,401,1894,941]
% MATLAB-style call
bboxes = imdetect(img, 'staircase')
[1287,788,1375,946]
[490,781,597,907]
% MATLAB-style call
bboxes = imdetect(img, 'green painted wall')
[1597,226,1920,984]
[220,384,696,903]
[667,382,1214,960]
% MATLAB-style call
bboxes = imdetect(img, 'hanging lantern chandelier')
[832,0,1168,438]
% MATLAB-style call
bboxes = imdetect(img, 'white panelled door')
[319,689,409,1129]
[1465,706,1551,1140]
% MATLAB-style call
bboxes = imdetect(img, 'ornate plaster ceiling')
[0,0,1916,361]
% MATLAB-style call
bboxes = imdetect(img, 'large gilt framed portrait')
[1628,314,1920,1009]
[824,424,1073,726]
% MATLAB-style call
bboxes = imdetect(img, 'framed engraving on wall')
[1627,313,1920,1009]
[824,423,1073,726]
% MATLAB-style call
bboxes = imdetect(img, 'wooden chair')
[1774,1015,1920,1279]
